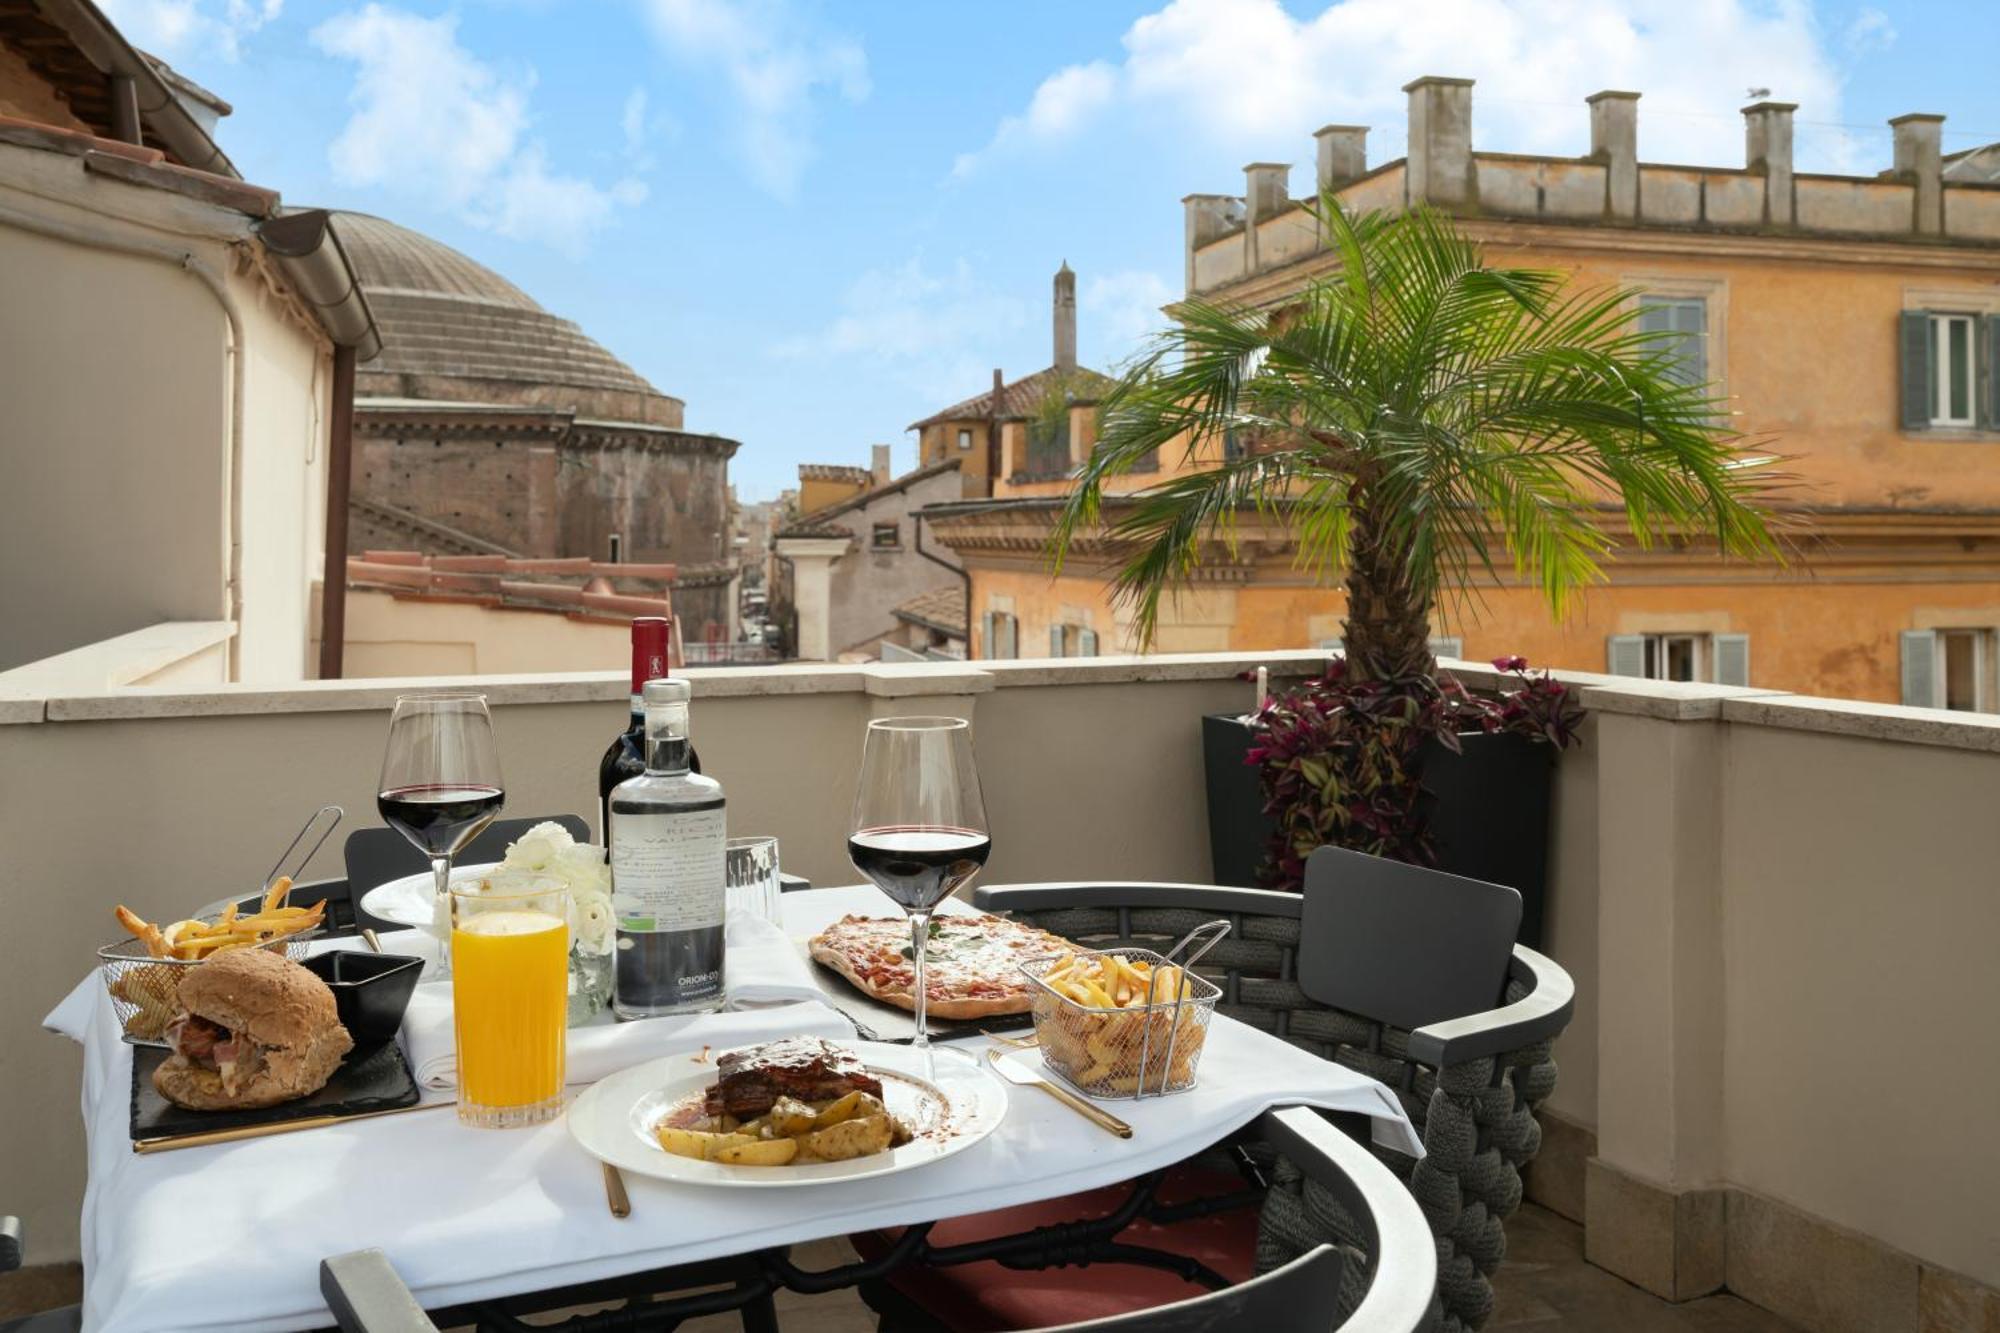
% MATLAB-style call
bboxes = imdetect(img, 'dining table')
[44,884,1421,1333]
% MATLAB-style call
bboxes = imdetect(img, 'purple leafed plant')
[1244,656,1585,890]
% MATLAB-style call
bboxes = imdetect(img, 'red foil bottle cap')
[630,617,671,694]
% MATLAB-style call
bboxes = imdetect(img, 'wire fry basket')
[96,931,317,1049]
[1020,948,1222,1099]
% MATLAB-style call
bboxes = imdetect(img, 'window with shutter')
[982,612,997,661]
[1078,628,1099,657]
[1001,614,1018,660]
[1901,630,1940,708]
[1984,316,2000,430]
[1712,634,1751,686]
[1428,635,1464,660]
[1900,311,1933,431]
[1607,635,1647,677]
[1930,314,1977,426]
[1049,624,1065,658]
[1639,296,1707,387]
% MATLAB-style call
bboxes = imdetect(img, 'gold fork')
[981,1028,1038,1049]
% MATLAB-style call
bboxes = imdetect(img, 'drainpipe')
[914,512,972,660]
[0,200,245,675]
[318,343,357,678]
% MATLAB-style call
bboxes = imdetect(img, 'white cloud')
[98,0,280,61]
[640,0,868,200]
[773,259,1030,405]
[312,5,645,256]
[1844,8,1896,56]
[1082,270,1174,368]
[956,0,1857,176]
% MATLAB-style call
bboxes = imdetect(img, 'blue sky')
[105,0,2000,501]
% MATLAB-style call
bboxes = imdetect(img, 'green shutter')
[1984,315,2000,430]
[1607,635,1647,677]
[1712,634,1750,686]
[1901,630,1939,707]
[1901,311,1932,430]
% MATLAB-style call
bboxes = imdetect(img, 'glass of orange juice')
[451,876,569,1128]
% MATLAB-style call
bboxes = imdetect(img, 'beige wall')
[1718,722,2000,1286]
[328,588,635,678]
[0,144,332,683]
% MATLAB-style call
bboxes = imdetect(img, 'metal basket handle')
[1137,918,1231,1099]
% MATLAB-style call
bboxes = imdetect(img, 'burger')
[156,948,353,1110]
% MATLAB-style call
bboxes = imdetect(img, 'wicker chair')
[974,848,1574,1333]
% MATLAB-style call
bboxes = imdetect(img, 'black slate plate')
[130,1040,421,1146]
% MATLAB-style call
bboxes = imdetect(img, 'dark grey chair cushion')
[1299,846,1520,1032]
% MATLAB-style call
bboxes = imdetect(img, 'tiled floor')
[1,1207,1802,1331]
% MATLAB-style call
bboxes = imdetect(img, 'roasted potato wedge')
[655,1126,760,1161]
[765,1097,820,1137]
[713,1136,800,1167]
[800,1113,893,1162]
[809,1089,887,1130]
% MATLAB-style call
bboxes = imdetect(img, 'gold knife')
[601,1161,632,1219]
[986,1048,1132,1138]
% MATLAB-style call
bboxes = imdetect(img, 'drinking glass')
[847,717,990,1070]
[725,837,783,927]
[377,692,504,980]
[450,877,568,1127]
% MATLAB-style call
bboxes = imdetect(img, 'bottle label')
[611,808,725,931]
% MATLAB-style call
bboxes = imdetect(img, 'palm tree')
[1053,200,1786,682]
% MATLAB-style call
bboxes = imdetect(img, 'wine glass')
[378,693,505,979]
[847,716,991,1072]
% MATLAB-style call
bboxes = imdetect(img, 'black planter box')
[1202,713,1554,947]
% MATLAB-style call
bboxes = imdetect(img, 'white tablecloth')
[46,885,1419,1333]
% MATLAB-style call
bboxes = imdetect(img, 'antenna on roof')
[1746,86,1771,100]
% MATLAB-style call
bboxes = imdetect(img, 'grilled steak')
[704,1038,884,1119]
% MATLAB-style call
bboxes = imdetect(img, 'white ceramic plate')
[568,1041,1008,1188]
[357,862,502,928]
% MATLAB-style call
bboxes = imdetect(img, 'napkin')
[399,988,855,1093]
[723,911,827,1009]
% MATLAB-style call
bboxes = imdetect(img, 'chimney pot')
[870,443,892,485]
[1243,163,1292,274]
[1052,261,1077,372]
[1404,76,1475,207]
[1890,113,1945,235]
[1587,90,1640,220]
[1314,125,1368,190]
[1182,193,1244,293]
[1742,100,1797,226]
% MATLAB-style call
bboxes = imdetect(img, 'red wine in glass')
[846,826,991,912]
[378,784,505,858]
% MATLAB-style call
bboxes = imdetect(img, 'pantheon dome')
[334,212,739,638]
[335,212,684,428]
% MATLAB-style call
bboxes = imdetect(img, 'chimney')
[1588,90,1640,221]
[1743,101,1797,227]
[1183,192,1243,293]
[1890,113,1945,235]
[1243,162,1291,272]
[1314,125,1368,190]
[1053,261,1077,372]
[870,443,892,485]
[1404,76,1474,206]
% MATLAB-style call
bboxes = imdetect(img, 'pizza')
[807,914,1075,1020]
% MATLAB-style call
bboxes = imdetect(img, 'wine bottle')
[598,617,699,848]
[610,678,726,1018]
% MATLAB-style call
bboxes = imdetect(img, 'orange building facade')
[929,79,2000,710]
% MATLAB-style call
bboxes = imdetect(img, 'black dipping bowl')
[303,952,423,1047]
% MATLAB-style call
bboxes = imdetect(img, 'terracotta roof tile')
[892,584,968,637]
[908,365,1118,431]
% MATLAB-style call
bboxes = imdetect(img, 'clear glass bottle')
[609,679,726,1018]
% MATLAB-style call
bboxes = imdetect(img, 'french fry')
[261,876,292,914]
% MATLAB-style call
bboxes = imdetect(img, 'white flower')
[503,822,573,872]
[572,894,616,956]
[553,843,612,896]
